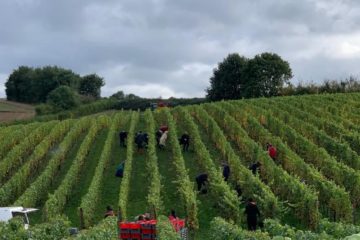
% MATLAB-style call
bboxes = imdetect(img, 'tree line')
[206,52,360,101]
[5,66,104,112]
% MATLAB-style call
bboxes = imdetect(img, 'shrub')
[47,86,79,111]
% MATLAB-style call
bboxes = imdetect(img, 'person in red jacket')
[267,143,277,161]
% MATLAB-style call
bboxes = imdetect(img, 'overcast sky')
[1,0,360,98]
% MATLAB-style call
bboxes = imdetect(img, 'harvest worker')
[156,129,163,147]
[115,162,125,177]
[104,206,115,218]
[249,162,261,175]
[266,143,277,161]
[160,124,168,133]
[119,131,128,147]
[159,131,168,149]
[179,132,190,152]
[222,163,230,182]
[168,209,178,220]
[244,198,260,231]
[195,173,208,192]
[135,131,146,153]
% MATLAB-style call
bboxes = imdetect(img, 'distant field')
[0,99,35,122]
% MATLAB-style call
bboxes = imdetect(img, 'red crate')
[131,233,141,239]
[120,233,131,239]
[142,228,155,234]
[142,233,156,240]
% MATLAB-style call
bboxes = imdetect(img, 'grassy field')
[0,99,35,122]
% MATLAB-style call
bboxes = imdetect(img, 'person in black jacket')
[179,132,190,151]
[249,162,261,175]
[222,163,230,182]
[244,198,260,231]
[119,131,128,147]
[195,173,208,192]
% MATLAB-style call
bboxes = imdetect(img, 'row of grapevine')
[260,100,360,171]
[80,112,125,228]
[235,101,360,207]
[215,102,352,222]
[14,117,92,207]
[268,99,360,156]
[277,96,360,133]
[302,94,360,124]
[0,123,24,136]
[44,116,109,220]
[0,119,74,206]
[210,217,335,240]
[144,109,163,216]
[0,122,40,160]
[118,111,139,220]
[198,104,320,229]
[185,105,282,219]
[0,120,58,185]
[173,107,240,222]
[161,108,199,230]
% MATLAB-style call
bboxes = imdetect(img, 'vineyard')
[2,93,360,239]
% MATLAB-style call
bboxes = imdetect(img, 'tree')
[206,53,248,100]
[5,66,35,102]
[79,74,104,99]
[206,52,292,100]
[243,53,292,98]
[110,91,125,100]
[5,66,81,103]
[126,93,141,100]
[47,86,79,111]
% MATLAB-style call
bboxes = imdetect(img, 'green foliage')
[80,113,124,227]
[0,217,28,240]
[0,120,73,206]
[250,99,360,207]
[264,219,333,239]
[200,104,320,229]
[47,86,79,111]
[0,121,57,185]
[206,53,248,101]
[0,122,40,160]
[79,74,105,99]
[163,108,199,230]
[219,101,353,222]
[15,117,91,207]
[157,215,181,240]
[28,217,70,240]
[175,107,241,222]
[319,219,360,239]
[118,111,139,220]
[210,217,273,240]
[110,90,125,100]
[74,216,117,239]
[0,216,70,240]
[44,116,109,220]
[243,53,292,98]
[5,66,81,103]
[35,104,54,115]
[186,105,282,219]
[206,52,292,100]
[144,109,163,216]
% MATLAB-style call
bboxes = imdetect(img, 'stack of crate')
[119,218,186,240]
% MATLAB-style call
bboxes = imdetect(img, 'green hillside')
[2,93,360,239]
